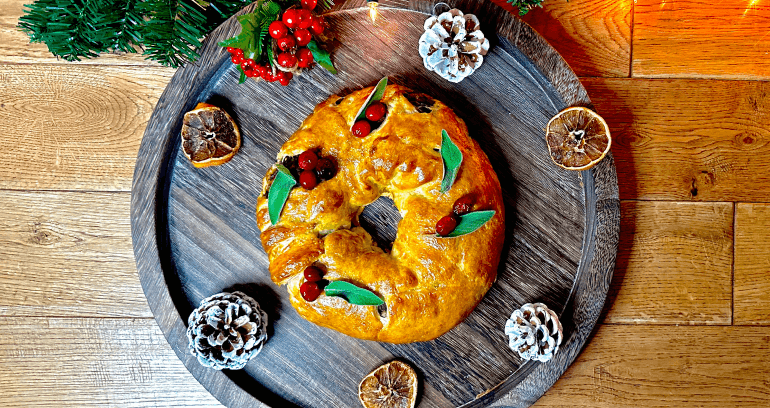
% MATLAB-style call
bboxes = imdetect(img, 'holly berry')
[232,48,244,58]
[226,46,237,54]
[301,0,317,10]
[365,102,387,122]
[296,47,314,68]
[255,64,269,78]
[282,9,299,28]
[453,196,474,215]
[277,52,297,68]
[294,28,312,47]
[299,170,318,189]
[244,68,258,78]
[315,157,337,180]
[300,281,321,301]
[269,20,288,39]
[436,214,459,236]
[352,120,371,137]
[231,54,244,65]
[303,266,323,282]
[296,9,313,29]
[240,58,256,72]
[277,36,296,51]
[298,149,318,170]
[308,17,325,36]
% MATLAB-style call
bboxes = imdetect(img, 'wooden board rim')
[130,1,620,407]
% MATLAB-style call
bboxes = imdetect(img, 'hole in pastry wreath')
[256,84,505,343]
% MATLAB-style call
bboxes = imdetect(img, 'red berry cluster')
[281,148,337,190]
[268,2,325,77]
[226,47,293,86]
[352,102,388,138]
[300,265,326,301]
[436,196,474,236]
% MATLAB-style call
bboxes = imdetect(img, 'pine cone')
[186,291,268,370]
[505,303,563,362]
[418,8,490,83]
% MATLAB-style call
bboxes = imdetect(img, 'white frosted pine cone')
[505,303,563,363]
[418,8,490,83]
[187,291,268,370]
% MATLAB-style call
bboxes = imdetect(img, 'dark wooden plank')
[131,1,618,407]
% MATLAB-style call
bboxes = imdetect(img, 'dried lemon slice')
[181,102,241,168]
[359,361,418,408]
[545,106,611,171]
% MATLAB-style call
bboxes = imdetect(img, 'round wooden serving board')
[130,1,620,407]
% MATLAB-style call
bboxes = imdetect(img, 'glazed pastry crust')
[256,84,505,343]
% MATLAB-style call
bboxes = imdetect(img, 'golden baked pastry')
[256,84,504,343]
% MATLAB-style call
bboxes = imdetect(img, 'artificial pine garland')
[18,0,252,67]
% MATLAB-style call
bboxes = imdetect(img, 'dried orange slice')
[181,102,241,168]
[545,106,611,171]
[359,361,418,408]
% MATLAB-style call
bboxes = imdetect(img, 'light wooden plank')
[583,77,770,201]
[603,201,732,324]
[0,191,152,317]
[518,0,632,77]
[633,0,770,80]
[0,0,161,65]
[0,317,223,407]
[735,203,770,324]
[0,64,173,191]
[534,325,770,407]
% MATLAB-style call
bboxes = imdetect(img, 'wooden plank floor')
[1,0,769,406]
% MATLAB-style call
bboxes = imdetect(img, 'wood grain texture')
[0,0,159,65]
[0,64,173,191]
[0,317,223,407]
[735,203,770,325]
[603,201,732,325]
[0,191,151,317]
[583,77,770,201]
[633,0,770,80]
[131,1,618,407]
[518,0,632,78]
[534,325,770,407]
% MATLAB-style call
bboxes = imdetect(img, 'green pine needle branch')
[507,0,545,16]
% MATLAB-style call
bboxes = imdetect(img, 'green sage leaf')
[440,129,463,193]
[353,77,388,124]
[324,281,384,306]
[267,164,297,224]
[440,210,496,238]
[307,40,337,74]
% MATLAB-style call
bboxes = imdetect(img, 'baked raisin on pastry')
[256,84,504,343]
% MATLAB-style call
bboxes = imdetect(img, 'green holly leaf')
[440,129,463,193]
[306,40,337,74]
[218,1,281,62]
[353,77,388,124]
[438,210,497,238]
[237,65,246,84]
[267,164,297,224]
[324,281,384,306]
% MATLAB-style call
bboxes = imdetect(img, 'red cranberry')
[282,9,299,28]
[436,214,459,236]
[294,28,312,47]
[308,17,325,35]
[226,46,236,53]
[296,47,314,68]
[231,54,244,65]
[277,36,296,51]
[268,20,288,39]
[299,170,318,189]
[300,281,321,301]
[303,266,323,282]
[301,0,317,10]
[315,157,337,180]
[255,65,268,78]
[232,48,244,58]
[279,76,291,86]
[453,196,474,215]
[365,102,387,122]
[240,58,256,72]
[277,52,297,68]
[296,9,312,29]
[352,120,371,137]
[244,68,258,78]
[298,149,318,170]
